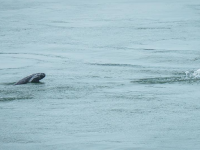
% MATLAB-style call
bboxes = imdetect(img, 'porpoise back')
[14,73,45,85]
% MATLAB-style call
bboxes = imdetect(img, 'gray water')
[1,0,200,149]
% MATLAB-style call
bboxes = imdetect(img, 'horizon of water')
[1,0,200,150]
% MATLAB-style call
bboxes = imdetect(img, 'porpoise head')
[38,73,46,80]
[29,73,46,83]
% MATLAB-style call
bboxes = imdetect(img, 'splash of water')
[185,69,200,78]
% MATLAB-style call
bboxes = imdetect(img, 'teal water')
[1,0,200,149]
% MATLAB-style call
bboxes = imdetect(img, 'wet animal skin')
[14,73,45,85]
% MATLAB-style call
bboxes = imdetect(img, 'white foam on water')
[185,69,200,78]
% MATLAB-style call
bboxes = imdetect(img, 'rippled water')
[1,0,200,149]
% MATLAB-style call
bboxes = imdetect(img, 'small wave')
[90,63,140,68]
[143,49,155,51]
[132,69,200,84]
[185,69,200,78]
[0,82,16,85]
[0,65,32,71]
[136,27,171,30]
[131,77,200,84]
[0,96,33,102]
[0,52,68,60]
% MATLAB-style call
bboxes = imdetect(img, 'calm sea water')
[1,0,200,149]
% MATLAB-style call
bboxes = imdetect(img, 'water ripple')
[90,63,141,68]
[132,77,200,84]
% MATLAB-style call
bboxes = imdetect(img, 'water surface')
[1,0,200,149]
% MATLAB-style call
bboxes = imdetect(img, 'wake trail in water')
[132,69,200,84]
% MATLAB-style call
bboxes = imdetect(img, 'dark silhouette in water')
[14,73,45,85]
